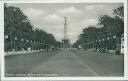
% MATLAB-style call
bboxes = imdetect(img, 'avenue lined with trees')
[4,4,61,52]
[73,6,124,54]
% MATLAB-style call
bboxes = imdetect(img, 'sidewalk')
[5,50,39,56]
[75,49,116,55]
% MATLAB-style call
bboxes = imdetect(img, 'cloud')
[82,19,98,27]
[85,5,95,10]
[60,6,80,14]
[43,14,63,25]
[23,8,43,19]
[85,5,105,10]
[22,8,45,29]
[57,6,82,18]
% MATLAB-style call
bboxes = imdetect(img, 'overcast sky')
[9,3,123,44]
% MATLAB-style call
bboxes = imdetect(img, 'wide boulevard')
[5,49,124,77]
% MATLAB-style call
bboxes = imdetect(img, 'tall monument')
[62,16,70,49]
[64,16,68,39]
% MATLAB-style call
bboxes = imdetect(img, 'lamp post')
[10,13,15,51]
[31,41,33,51]
[95,40,98,51]
[10,29,13,51]
[107,37,110,52]
[98,39,101,50]
[14,37,18,51]
[113,36,116,51]
[21,38,24,51]
[26,40,29,51]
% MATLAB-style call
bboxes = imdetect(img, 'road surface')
[5,49,124,77]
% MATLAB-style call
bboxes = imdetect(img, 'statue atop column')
[64,16,68,39]
[62,16,70,50]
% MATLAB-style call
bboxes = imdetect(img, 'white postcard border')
[0,0,127,80]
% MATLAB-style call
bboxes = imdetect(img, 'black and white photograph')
[4,3,125,77]
[3,80,128,81]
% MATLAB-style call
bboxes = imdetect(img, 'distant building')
[115,34,124,54]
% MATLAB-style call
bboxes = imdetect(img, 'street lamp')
[107,37,110,40]
[14,37,17,40]
[14,37,18,51]
[26,40,29,51]
[26,40,28,42]
[95,40,98,51]
[5,35,8,39]
[113,36,116,50]
[21,39,24,51]
[113,36,116,39]
[30,41,33,51]
[21,39,24,41]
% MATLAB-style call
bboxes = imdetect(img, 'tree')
[98,6,124,37]
[81,26,99,43]
[73,26,99,48]
[4,4,59,52]
[113,6,124,20]
[73,6,124,51]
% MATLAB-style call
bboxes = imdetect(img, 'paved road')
[5,49,124,77]
[71,50,124,77]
